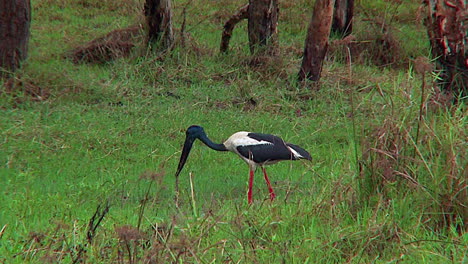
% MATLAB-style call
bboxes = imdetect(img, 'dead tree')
[0,0,31,79]
[248,0,279,55]
[144,0,174,51]
[332,0,354,37]
[220,0,278,55]
[220,4,249,53]
[423,0,467,98]
[298,0,335,82]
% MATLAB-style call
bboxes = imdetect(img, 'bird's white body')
[224,132,269,150]
[224,132,262,168]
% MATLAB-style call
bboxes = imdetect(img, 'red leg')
[248,169,254,204]
[262,167,276,201]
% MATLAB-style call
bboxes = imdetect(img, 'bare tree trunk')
[332,0,353,37]
[144,0,174,51]
[248,0,278,55]
[298,0,335,82]
[423,0,467,98]
[0,0,31,79]
[220,4,249,53]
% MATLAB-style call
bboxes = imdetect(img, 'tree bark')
[0,0,31,79]
[298,0,335,82]
[144,0,174,51]
[332,0,353,37]
[247,0,278,55]
[423,0,467,98]
[220,4,249,53]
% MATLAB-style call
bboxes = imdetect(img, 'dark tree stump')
[144,0,174,50]
[0,0,31,79]
[298,0,335,83]
[332,0,353,37]
[247,0,278,55]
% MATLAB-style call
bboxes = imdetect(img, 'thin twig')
[179,0,193,48]
[138,181,153,230]
[72,202,111,264]
[414,71,426,159]
[0,224,7,239]
[189,172,198,218]
[347,46,360,178]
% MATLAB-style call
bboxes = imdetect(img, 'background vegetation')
[1,0,466,263]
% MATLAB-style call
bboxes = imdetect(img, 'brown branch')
[220,4,249,53]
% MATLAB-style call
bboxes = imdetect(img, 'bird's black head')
[186,125,205,139]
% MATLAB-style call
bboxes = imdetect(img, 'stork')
[174,125,312,204]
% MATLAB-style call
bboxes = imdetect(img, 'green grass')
[1,0,467,263]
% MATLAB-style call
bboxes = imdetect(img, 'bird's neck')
[199,134,228,152]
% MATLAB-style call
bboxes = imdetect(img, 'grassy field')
[1,0,467,263]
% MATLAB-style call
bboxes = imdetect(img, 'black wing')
[236,133,310,164]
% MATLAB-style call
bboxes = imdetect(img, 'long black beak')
[174,136,196,207]
[175,136,195,180]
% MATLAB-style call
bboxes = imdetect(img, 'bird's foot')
[269,192,276,201]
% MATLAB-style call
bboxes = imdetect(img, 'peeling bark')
[423,0,467,98]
